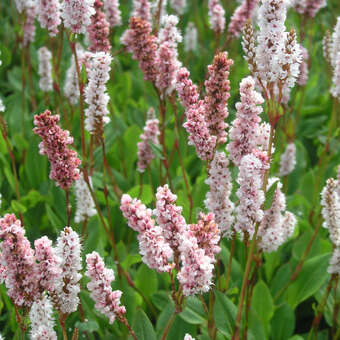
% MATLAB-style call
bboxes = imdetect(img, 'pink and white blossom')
[279,142,296,177]
[104,0,122,27]
[84,52,112,135]
[37,47,53,92]
[131,0,152,22]
[37,0,61,36]
[86,251,126,323]
[184,22,198,53]
[170,0,186,14]
[205,151,234,238]
[61,0,95,34]
[33,110,81,189]
[208,0,225,33]
[137,108,160,172]
[29,294,57,340]
[53,227,82,314]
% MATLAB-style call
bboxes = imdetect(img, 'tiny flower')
[37,47,53,92]
[86,251,126,323]
[184,334,195,340]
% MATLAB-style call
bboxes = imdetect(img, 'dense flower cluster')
[235,151,269,239]
[53,227,82,315]
[204,52,233,145]
[104,0,122,27]
[61,0,95,34]
[0,214,38,307]
[88,0,111,52]
[84,52,112,135]
[37,0,61,36]
[177,68,217,160]
[86,251,126,323]
[120,194,174,272]
[208,0,225,33]
[205,151,234,238]
[23,5,37,47]
[29,294,57,340]
[137,108,160,172]
[37,47,53,92]
[121,17,158,82]
[33,110,81,189]
[131,0,152,22]
[257,178,296,252]
[227,76,266,165]
[228,0,259,38]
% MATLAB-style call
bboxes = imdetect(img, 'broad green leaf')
[270,303,295,340]
[213,290,237,337]
[252,280,274,323]
[11,200,27,214]
[130,309,156,340]
[286,253,331,308]
[179,296,206,325]
[128,184,153,204]
[135,264,158,298]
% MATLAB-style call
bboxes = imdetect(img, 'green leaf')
[148,141,164,160]
[135,264,158,298]
[213,290,237,337]
[252,280,274,323]
[11,200,27,214]
[121,254,142,270]
[131,309,156,340]
[150,291,172,311]
[270,303,295,340]
[179,296,206,325]
[286,253,331,308]
[75,320,99,332]
[128,184,153,204]
[263,180,279,210]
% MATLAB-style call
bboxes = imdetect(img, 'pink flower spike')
[204,51,233,145]
[137,108,160,172]
[176,67,200,110]
[228,0,259,38]
[0,214,38,307]
[208,0,225,33]
[104,0,122,27]
[205,151,234,238]
[88,0,111,53]
[227,76,265,166]
[120,194,173,272]
[33,110,81,189]
[121,17,158,83]
[37,0,61,36]
[132,0,152,22]
[86,251,126,324]
[154,184,187,250]
[34,236,61,293]
[23,6,37,47]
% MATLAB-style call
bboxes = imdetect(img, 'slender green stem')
[161,310,176,340]
[225,231,236,292]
